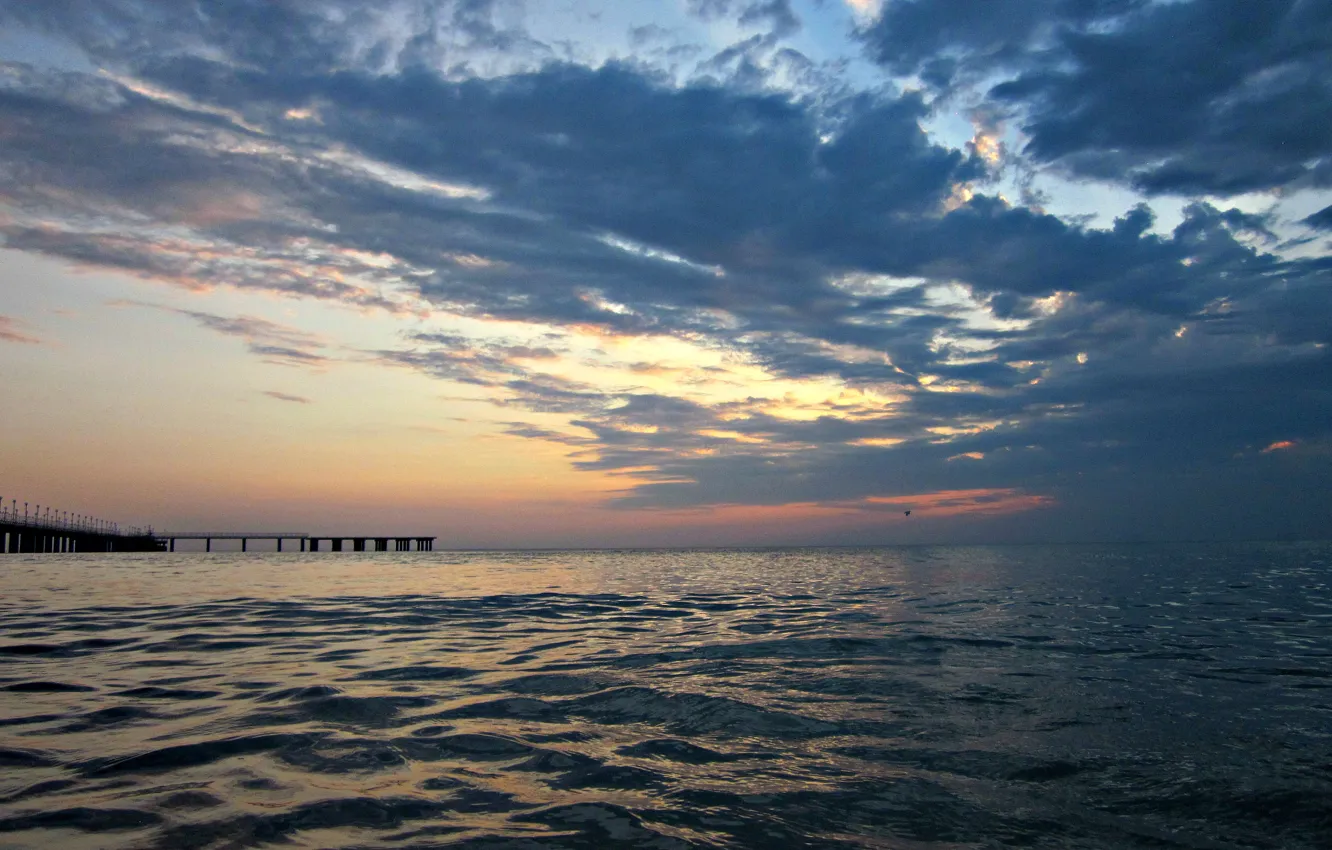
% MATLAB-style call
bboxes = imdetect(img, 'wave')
[1,544,1330,848]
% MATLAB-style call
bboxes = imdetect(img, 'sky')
[0,0,1329,548]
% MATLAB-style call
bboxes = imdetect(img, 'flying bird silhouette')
[904,510,911,517]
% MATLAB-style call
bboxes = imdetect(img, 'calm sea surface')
[2,543,1330,849]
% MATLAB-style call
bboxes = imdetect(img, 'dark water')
[2,543,1330,849]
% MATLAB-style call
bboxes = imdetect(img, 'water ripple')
[1,542,1329,848]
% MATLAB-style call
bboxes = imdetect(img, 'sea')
[1,543,1330,849]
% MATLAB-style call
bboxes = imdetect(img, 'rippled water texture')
[2,544,1330,848]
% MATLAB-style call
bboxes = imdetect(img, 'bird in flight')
[904,510,911,517]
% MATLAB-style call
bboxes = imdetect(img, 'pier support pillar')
[310,538,319,552]
[276,538,282,553]
[353,538,366,552]
[169,538,175,552]
[206,538,211,553]
[241,538,247,552]
[332,538,342,552]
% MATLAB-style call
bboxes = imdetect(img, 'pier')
[156,533,435,552]
[1,499,162,553]
[2,497,436,554]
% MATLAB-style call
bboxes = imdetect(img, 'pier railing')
[0,497,148,536]
[3,496,436,554]
[2,495,161,553]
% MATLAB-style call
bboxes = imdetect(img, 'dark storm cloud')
[0,52,993,338]
[0,0,533,74]
[0,0,1329,538]
[862,0,1332,196]
[685,0,801,38]
[861,0,1098,85]
[137,57,974,266]
[1305,205,1332,231]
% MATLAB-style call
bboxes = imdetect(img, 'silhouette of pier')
[1,499,161,553]
[157,533,435,552]
[2,497,435,554]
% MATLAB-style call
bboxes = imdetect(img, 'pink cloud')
[0,315,41,344]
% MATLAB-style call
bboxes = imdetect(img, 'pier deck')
[156,533,435,552]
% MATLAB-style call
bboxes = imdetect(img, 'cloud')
[0,1,1328,540]
[119,302,334,368]
[0,315,41,344]
[861,0,1332,196]
[686,0,801,38]
[263,390,312,404]
[1304,205,1332,231]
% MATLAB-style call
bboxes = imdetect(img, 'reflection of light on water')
[2,544,1329,848]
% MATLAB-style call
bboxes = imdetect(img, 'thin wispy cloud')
[0,315,41,344]
[114,301,335,369]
